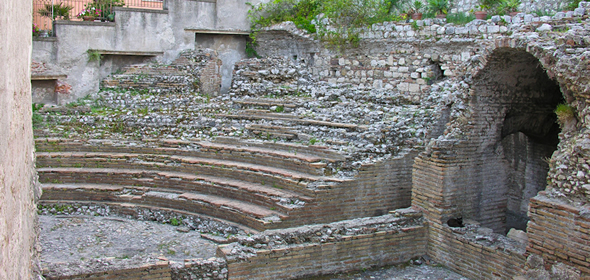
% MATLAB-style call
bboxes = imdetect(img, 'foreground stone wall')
[0,1,40,279]
[218,210,426,280]
[527,192,590,276]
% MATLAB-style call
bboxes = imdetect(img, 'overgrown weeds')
[247,0,407,51]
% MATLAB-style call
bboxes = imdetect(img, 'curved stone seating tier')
[35,138,344,176]
[40,183,285,231]
[38,200,254,235]
[37,168,312,213]
[35,152,344,195]
[36,137,353,231]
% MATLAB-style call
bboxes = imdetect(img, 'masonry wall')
[256,22,488,103]
[427,223,526,279]
[219,213,427,280]
[285,150,419,227]
[527,192,590,276]
[0,1,40,279]
[44,262,172,280]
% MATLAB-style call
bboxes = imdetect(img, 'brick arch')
[467,46,563,232]
[412,41,566,234]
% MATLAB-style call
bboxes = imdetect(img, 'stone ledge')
[185,28,250,35]
[113,7,169,14]
[88,49,164,56]
[54,20,115,27]
[33,37,57,42]
[31,74,67,81]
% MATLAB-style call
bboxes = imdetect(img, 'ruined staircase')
[101,49,221,95]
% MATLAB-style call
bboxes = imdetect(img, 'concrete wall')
[32,0,264,104]
[0,1,41,279]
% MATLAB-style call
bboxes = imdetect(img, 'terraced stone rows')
[37,167,312,208]
[36,137,346,172]
[36,137,349,231]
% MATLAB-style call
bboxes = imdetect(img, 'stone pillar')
[0,1,40,279]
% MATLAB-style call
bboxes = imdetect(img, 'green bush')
[555,103,574,122]
[38,3,74,20]
[495,0,520,15]
[248,0,406,50]
[426,0,449,16]
[446,12,475,24]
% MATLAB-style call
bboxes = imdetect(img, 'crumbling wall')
[0,1,41,279]
[219,210,426,280]
[254,10,590,279]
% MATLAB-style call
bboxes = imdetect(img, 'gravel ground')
[306,264,471,280]
[39,214,218,265]
[40,215,470,280]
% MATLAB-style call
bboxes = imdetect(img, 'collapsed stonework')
[30,4,590,280]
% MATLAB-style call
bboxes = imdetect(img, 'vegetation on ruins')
[555,103,576,126]
[87,50,103,62]
[247,0,407,51]
[477,0,501,12]
[567,0,583,10]
[426,0,449,16]
[445,12,476,24]
[496,0,521,14]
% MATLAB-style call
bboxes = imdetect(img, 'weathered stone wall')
[284,150,419,227]
[43,261,172,280]
[427,221,527,279]
[527,192,590,276]
[218,210,426,280]
[0,1,40,279]
[255,10,590,279]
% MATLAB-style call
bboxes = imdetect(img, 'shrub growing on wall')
[247,0,406,51]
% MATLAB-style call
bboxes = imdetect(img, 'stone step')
[36,151,343,185]
[245,124,298,140]
[38,200,259,235]
[40,183,285,231]
[217,113,367,131]
[37,167,316,209]
[212,137,348,162]
[234,99,301,111]
[36,138,338,174]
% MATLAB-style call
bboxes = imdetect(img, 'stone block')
[409,83,420,92]
[487,25,500,33]
[536,24,552,32]
[574,8,586,16]
[397,82,409,91]
[373,80,383,89]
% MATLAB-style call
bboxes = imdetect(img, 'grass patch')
[446,12,475,24]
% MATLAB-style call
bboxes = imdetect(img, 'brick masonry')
[218,210,426,280]
[527,192,590,276]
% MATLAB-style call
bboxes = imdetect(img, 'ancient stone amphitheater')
[34,10,590,280]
